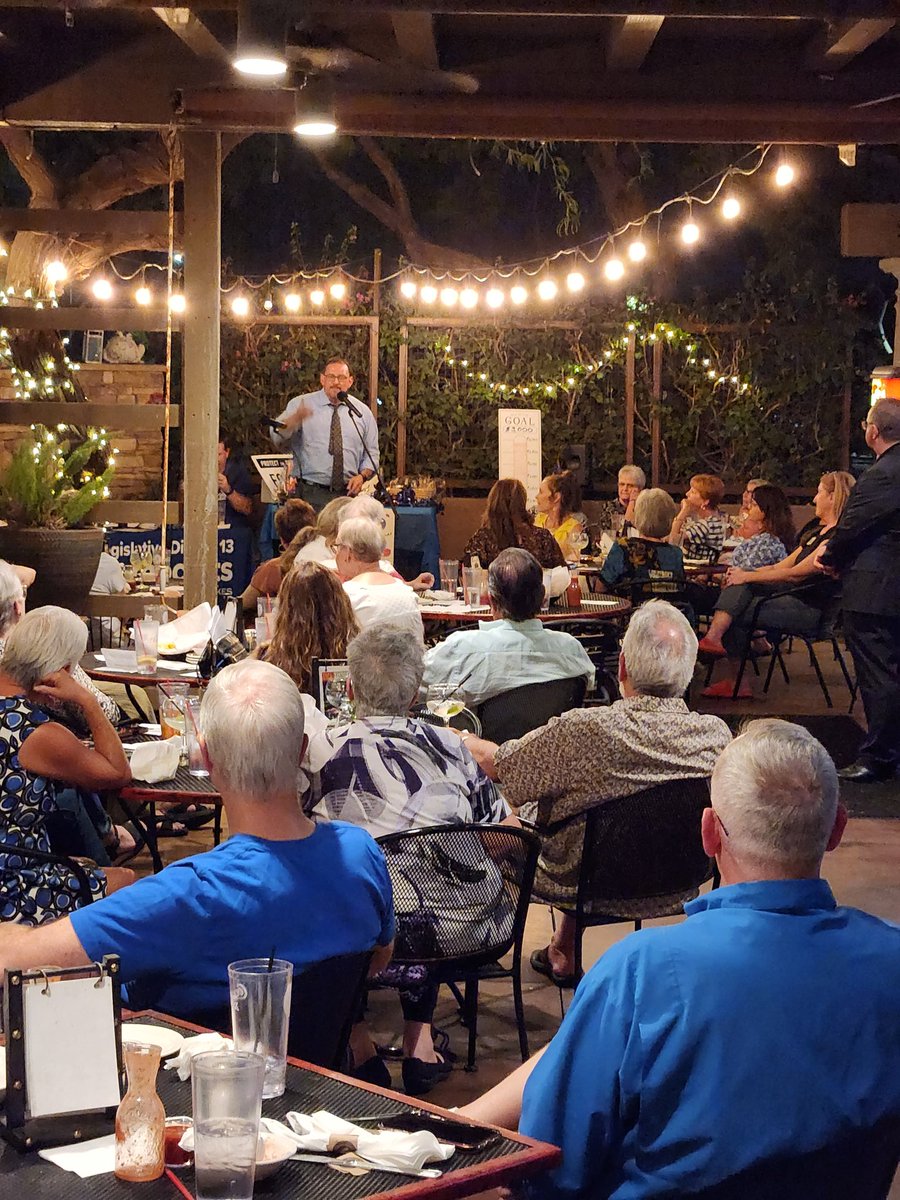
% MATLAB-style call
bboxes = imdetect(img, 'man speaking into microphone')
[269,357,380,511]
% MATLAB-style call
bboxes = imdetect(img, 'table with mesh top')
[0,1012,560,1199]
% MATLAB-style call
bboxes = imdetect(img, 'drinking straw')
[135,621,147,659]
[184,697,201,738]
[267,948,276,972]
[165,1168,195,1200]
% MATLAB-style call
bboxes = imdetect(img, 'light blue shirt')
[271,388,380,485]
[422,618,595,707]
[519,879,900,1199]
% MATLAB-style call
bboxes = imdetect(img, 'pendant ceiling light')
[234,0,288,78]
[293,79,337,138]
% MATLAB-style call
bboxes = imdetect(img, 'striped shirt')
[682,512,728,562]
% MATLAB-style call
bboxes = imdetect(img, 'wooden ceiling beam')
[0,208,182,240]
[391,11,440,69]
[152,6,231,62]
[606,15,665,71]
[0,305,176,331]
[805,18,895,70]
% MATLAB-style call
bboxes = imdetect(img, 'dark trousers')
[296,480,346,513]
[843,610,900,774]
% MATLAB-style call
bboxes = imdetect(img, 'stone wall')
[0,362,168,499]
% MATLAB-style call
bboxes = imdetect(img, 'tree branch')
[358,136,417,228]
[0,128,59,206]
[64,134,177,210]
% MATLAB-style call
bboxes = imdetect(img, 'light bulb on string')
[168,293,186,314]
[399,279,417,299]
[627,239,647,263]
[721,195,741,220]
[135,286,152,306]
[459,287,478,309]
[230,295,250,318]
[284,292,302,312]
[44,260,68,286]
[604,258,625,282]
[439,287,459,307]
[486,288,504,309]
[420,284,438,304]
[566,271,585,293]
[681,218,700,246]
[310,289,325,306]
[510,285,528,305]
[774,161,795,188]
[92,278,114,301]
[329,281,347,301]
[263,296,274,311]
[537,279,557,301]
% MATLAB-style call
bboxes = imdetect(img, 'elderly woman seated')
[334,517,424,640]
[306,623,511,1096]
[596,488,685,600]
[0,606,134,923]
[669,473,728,562]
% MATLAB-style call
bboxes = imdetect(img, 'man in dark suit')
[820,397,900,782]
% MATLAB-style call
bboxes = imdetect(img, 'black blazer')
[821,442,900,616]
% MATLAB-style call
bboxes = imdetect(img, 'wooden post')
[397,322,409,477]
[369,248,381,416]
[625,330,636,463]
[182,132,221,609]
[651,338,663,487]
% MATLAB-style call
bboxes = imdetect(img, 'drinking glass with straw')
[185,697,208,777]
[134,618,159,675]
[228,954,292,1100]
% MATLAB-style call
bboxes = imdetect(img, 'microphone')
[261,415,286,430]
[336,389,362,417]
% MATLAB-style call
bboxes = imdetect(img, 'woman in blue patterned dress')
[0,606,133,923]
[729,484,797,571]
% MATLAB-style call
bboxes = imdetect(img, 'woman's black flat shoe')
[401,1055,452,1097]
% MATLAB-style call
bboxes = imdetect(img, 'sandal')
[530,946,576,989]
[163,803,217,829]
[157,814,189,838]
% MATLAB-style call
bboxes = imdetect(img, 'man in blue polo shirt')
[0,659,394,1018]
[460,719,900,1198]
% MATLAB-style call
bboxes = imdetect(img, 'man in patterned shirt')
[460,600,730,986]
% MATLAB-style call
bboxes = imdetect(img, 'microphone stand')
[337,391,396,512]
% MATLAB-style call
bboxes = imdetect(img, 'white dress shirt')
[271,388,379,485]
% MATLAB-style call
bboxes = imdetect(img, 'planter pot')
[0,526,104,613]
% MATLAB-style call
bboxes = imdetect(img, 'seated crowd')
[2,450,899,1196]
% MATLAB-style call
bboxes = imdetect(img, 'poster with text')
[498,408,542,506]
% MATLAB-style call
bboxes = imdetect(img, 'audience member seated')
[89,549,130,647]
[334,518,424,640]
[255,561,359,694]
[343,495,434,591]
[286,495,354,568]
[597,463,645,533]
[669,473,728,562]
[240,498,316,611]
[0,659,395,1019]
[596,488,685,600]
[460,600,731,985]
[728,483,796,570]
[730,476,771,536]
[462,479,564,570]
[422,548,594,707]
[0,606,134,922]
[699,470,855,699]
[534,470,585,560]
[459,720,900,1200]
[307,624,510,1095]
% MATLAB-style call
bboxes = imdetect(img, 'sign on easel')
[498,408,542,506]
[251,454,293,505]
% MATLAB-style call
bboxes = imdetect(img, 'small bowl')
[165,1116,193,1169]
[255,1129,297,1180]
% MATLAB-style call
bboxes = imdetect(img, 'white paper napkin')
[164,1032,233,1082]
[128,738,180,783]
[39,1134,116,1178]
[281,1110,455,1171]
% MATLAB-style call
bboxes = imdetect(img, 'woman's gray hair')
[0,560,25,638]
[634,488,677,539]
[200,659,304,801]
[344,495,388,528]
[337,517,386,564]
[347,623,424,717]
[0,605,87,690]
[619,464,646,488]
[712,719,839,872]
[621,599,696,697]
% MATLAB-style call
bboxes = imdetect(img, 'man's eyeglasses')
[712,808,729,837]
[860,418,874,432]
[323,373,351,382]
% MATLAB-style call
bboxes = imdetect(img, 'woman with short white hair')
[334,517,424,640]
[0,607,133,923]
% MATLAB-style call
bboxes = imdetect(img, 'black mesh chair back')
[287,949,373,1069]
[0,843,96,913]
[477,676,587,743]
[377,823,540,1068]
[682,1115,900,1200]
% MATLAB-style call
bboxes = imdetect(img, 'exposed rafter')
[0,0,898,14]
[152,6,231,61]
[606,15,665,70]
[391,11,439,69]
[805,17,895,70]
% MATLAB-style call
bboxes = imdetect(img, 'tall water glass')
[134,619,159,674]
[228,958,293,1100]
[462,566,483,608]
[541,570,553,612]
[438,558,460,595]
[185,697,208,777]
[191,1050,264,1200]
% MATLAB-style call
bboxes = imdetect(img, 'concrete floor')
[136,645,900,1195]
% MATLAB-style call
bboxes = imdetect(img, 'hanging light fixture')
[293,79,337,138]
[233,0,287,77]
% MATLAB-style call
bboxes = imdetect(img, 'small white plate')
[256,1130,297,1180]
[122,1023,186,1059]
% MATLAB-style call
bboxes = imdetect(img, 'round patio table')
[419,596,631,626]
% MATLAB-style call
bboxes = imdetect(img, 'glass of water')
[191,1050,264,1200]
[228,959,293,1100]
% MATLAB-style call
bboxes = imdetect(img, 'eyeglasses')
[860,418,874,432]
[323,373,351,382]
[713,808,730,837]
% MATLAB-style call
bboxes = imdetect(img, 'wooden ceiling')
[0,2,899,142]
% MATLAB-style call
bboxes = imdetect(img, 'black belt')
[299,479,344,494]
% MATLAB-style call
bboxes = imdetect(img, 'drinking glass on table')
[191,1050,265,1200]
[425,683,466,724]
[160,682,189,764]
[439,558,460,596]
[228,958,293,1100]
[133,618,159,674]
[462,566,485,608]
[541,570,553,613]
[185,697,208,777]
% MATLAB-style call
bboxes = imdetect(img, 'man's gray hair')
[621,599,696,697]
[712,719,839,871]
[633,488,677,540]
[488,548,544,621]
[348,623,424,717]
[200,659,304,801]
[0,560,24,638]
[0,605,87,690]
[871,398,900,443]
[344,495,388,528]
[337,517,386,563]
[619,464,646,488]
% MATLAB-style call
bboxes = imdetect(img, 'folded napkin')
[100,648,139,671]
[164,1032,233,1082]
[178,1117,293,1161]
[128,738,180,784]
[39,1134,116,1178]
[280,1110,455,1171]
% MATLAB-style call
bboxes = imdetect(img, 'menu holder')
[1,955,123,1152]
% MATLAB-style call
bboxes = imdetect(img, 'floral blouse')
[731,532,787,571]
[462,524,565,569]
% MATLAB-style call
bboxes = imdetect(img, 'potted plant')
[0,423,116,611]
